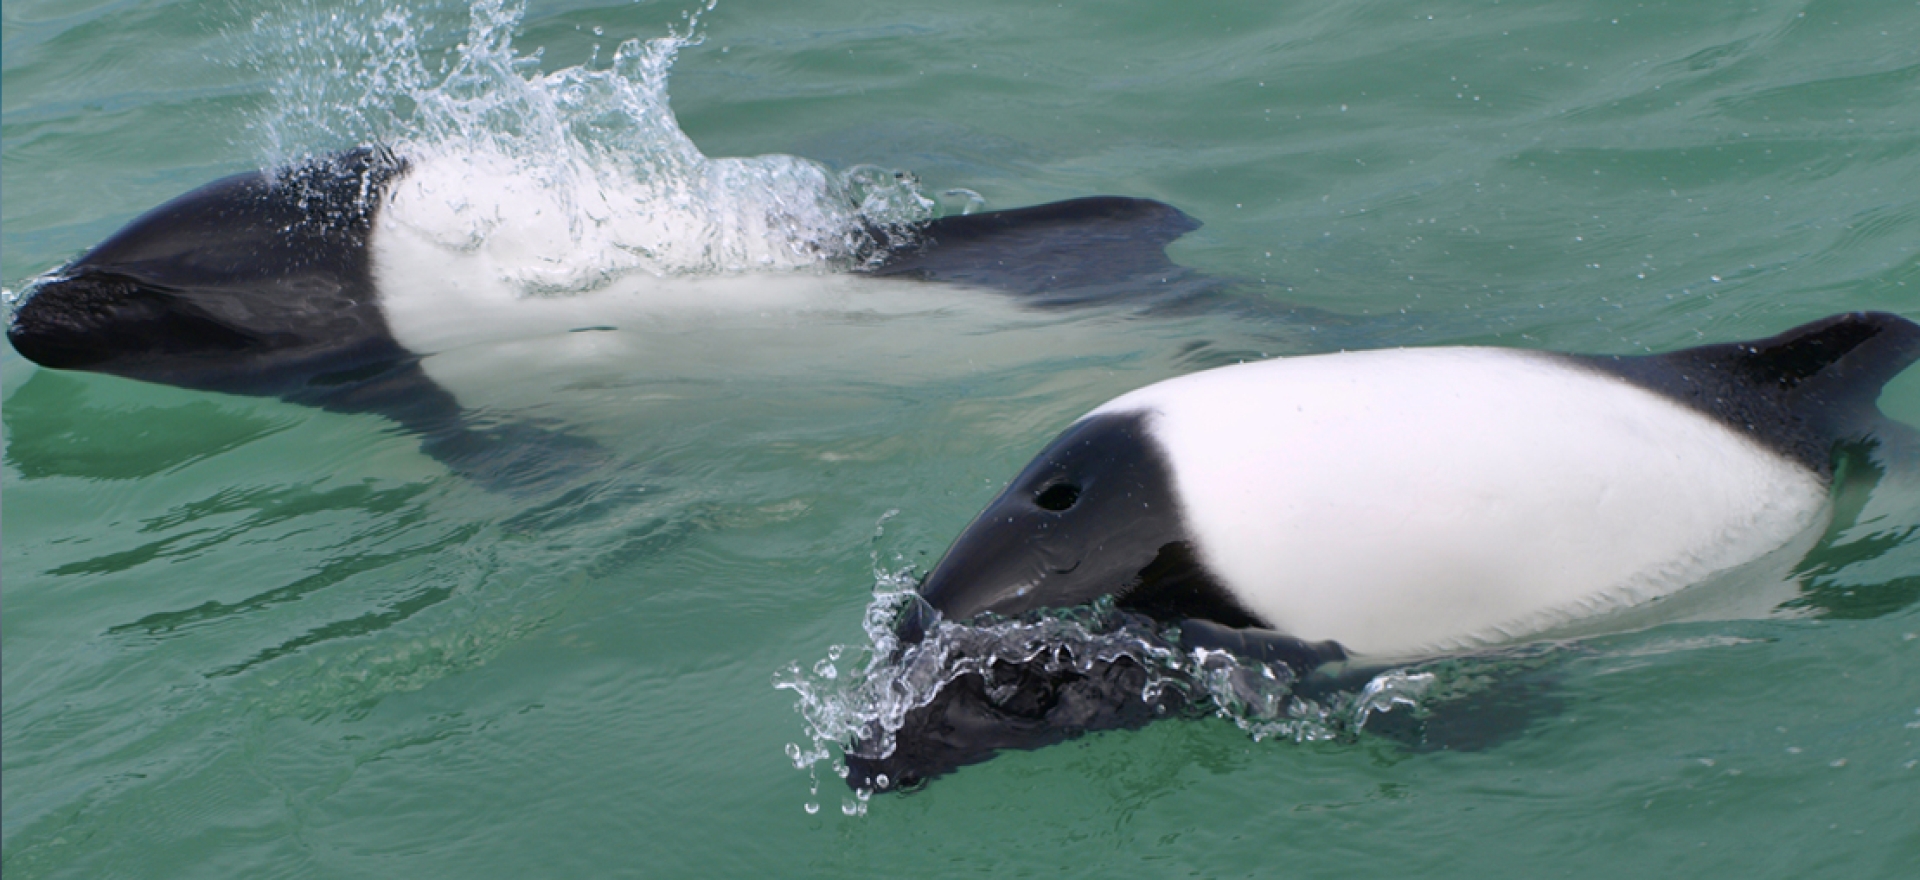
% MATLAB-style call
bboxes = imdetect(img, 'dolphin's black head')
[846,412,1296,792]
[864,412,1209,790]
[900,410,1263,642]
[6,148,409,400]
[851,411,1349,791]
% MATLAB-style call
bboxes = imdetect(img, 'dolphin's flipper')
[843,650,1190,793]
[863,196,1205,304]
[306,361,608,492]
[1174,618,1349,676]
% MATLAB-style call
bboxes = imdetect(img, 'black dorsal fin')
[1572,312,1920,477]
[861,196,1201,299]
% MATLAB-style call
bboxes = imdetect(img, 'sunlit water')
[6,1,1919,877]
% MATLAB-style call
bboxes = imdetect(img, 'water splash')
[775,565,1440,800]
[245,0,933,291]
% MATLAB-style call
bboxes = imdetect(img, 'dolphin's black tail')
[862,196,1215,308]
[1574,312,1920,477]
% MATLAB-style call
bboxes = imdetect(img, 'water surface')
[5,1,1918,877]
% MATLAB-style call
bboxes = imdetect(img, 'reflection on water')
[1785,442,1920,620]
[209,579,462,677]
[5,372,295,481]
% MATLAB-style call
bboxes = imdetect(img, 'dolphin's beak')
[6,270,267,382]
[905,504,1058,637]
[8,276,114,369]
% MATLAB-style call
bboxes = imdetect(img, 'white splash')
[773,565,1438,796]
[249,0,933,293]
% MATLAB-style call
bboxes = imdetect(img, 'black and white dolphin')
[5,147,1206,486]
[850,311,1920,789]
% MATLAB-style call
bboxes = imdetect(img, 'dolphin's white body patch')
[1092,347,1831,659]
[365,149,1102,405]
[369,148,910,352]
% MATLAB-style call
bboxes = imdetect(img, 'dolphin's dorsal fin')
[862,196,1201,300]
[1573,312,1920,476]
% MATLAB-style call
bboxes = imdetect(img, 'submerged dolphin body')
[5,148,1207,487]
[846,311,1920,791]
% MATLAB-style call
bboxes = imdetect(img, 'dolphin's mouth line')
[8,269,73,302]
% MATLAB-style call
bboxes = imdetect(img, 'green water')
[5,1,1919,877]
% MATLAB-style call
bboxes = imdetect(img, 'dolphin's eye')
[1035,482,1081,512]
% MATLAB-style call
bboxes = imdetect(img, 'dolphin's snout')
[6,273,134,369]
[7,270,264,375]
